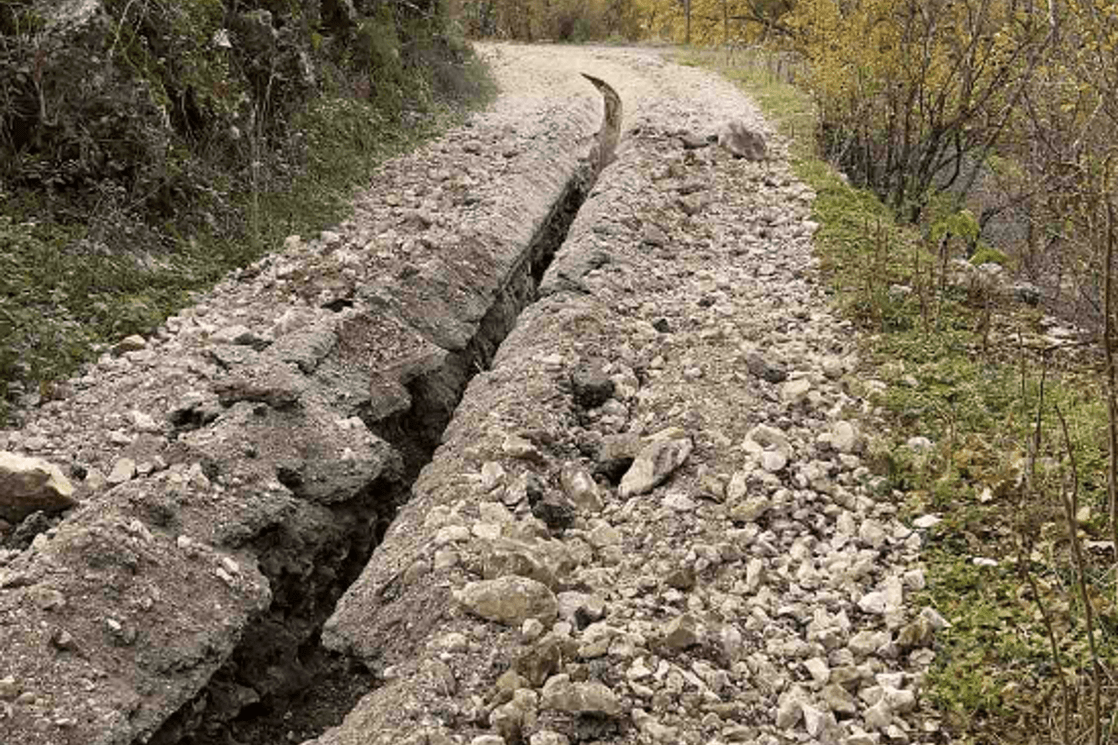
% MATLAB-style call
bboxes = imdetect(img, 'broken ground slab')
[0,492,271,745]
[0,58,603,745]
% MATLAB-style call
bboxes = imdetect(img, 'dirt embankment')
[2,45,946,745]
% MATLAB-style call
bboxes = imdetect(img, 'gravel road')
[0,44,948,745]
[309,44,949,745]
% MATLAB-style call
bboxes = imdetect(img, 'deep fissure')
[149,78,619,745]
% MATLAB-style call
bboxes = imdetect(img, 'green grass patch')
[683,45,1118,745]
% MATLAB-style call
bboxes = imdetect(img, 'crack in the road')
[146,74,623,745]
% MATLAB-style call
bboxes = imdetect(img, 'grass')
[0,53,495,422]
[677,45,1118,745]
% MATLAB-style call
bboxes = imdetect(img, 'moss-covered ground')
[680,46,1118,745]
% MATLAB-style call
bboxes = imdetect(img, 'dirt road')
[309,44,945,745]
[0,44,944,745]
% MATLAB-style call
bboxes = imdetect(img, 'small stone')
[919,606,951,629]
[479,501,513,524]
[84,469,107,493]
[663,491,696,511]
[745,557,764,592]
[529,731,570,745]
[699,467,727,501]
[516,637,564,686]
[619,437,693,498]
[858,591,887,615]
[556,591,601,626]
[884,686,916,713]
[113,335,147,354]
[529,488,578,531]
[848,630,887,658]
[802,703,833,737]
[456,577,558,625]
[761,450,787,472]
[634,709,679,741]
[731,496,770,523]
[780,378,812,406]
[745,352,787,383]
[521,618,545,641]
[820,683,857,714]
[720,623,744,661]
[831,421,861,454]
[596,433,643,479]
[540,674,621,716]
[858,519,887,549]
[775,692,803,729]
[663,613,702,650]
[560,466,604,512]
[906,436,933,451]
[903,568,926,590]
[129,410,160,433]
[212,324,263,346]
[864,699,893,730]
[803,657,830,686]
[571,359,615,408]
[107,458,137,486]
[503,434,544,463]
[31,586,66,610]
[50,629,76,651]
[481,462,506,492]
[913,514,941,529]
[434,549,459,570]
[821,356,844,379]
[587,521,621,547]
[666,564,696,590]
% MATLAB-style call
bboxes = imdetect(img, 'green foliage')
[0,1,494,419]
[970,244,1010,268]
[782,0,1049,224]
[354,11,402,76]
[930,208,980,248]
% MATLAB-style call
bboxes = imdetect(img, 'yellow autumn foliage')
[783,0,1044,215]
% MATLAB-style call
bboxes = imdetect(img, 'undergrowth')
[681,46,1118,745]
[0,4,495,423]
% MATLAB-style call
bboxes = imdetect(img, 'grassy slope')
[0,55,494,422]
[678,47,1118,744]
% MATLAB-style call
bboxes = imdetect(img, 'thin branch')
[1055,402,1102,745]
[1020,351,1071,745]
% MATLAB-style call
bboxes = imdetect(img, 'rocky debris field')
[1,44,949,745]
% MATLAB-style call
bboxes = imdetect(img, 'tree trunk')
[722,0,728,47]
